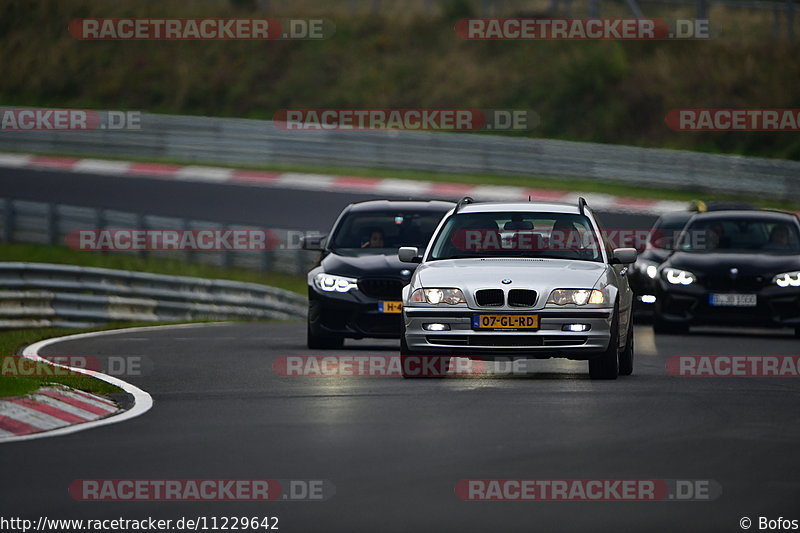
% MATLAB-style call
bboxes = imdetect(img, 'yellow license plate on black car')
[472,314,539,329]
[378,301,403,314]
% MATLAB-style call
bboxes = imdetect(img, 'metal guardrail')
[0,197,317,276]
[1,111,798,201]
[0,262,307,329]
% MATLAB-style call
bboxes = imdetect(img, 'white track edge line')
[1,322,221,443]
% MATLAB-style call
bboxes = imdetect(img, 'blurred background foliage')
[1,0,798,159]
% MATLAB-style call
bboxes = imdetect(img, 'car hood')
[415,258,607,292]
[666,252,800,276]
[321,249,415,278]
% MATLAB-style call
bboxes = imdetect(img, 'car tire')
[589,304,619,380]
[618,321,634,376]
[400,320,449,378]
[307,322,344,350]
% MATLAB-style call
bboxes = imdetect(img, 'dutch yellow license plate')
[472,314,539,329]
[378,301,403,314]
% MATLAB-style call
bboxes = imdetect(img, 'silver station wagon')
[398,197,637,380]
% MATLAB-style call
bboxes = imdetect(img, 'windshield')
[678,217,800,253]
[328,210,445,250]
[648,215,691,250]
[428,212,602,262]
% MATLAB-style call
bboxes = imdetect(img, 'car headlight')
[546,289,606,306]
[409,288,466,305]
[773,271,800,287]
[637,259,659,279]
[314,273,358,293]
[663,268,696,285]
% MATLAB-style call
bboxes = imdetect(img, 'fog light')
[562,323,590,332]
[640,295,656,304]
[423,323,450,331]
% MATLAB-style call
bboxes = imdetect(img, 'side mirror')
[612,248,637,264]
[301,234,326,251]
[398,246,421,264]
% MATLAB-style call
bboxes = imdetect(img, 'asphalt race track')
[2,323,799,532]
[0,166,658,231]
[2,166,799,532]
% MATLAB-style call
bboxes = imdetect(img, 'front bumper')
[655,281,800,328]
[308,288,403,339]
[403,307,614,360]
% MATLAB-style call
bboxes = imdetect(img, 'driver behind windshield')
[361,227,385,248]
[706,223,726,250]
[764,224,791,251]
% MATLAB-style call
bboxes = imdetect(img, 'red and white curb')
[0,385,120,439]
[0,152,688,215]
[0,325,183,443]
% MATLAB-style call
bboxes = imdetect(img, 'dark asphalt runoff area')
[2,322,799,532]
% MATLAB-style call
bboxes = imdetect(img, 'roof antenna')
[528,195,531,201]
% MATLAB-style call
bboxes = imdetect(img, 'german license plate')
[378,301,403,313]
[472,314,539,329]
[709,294,757,307]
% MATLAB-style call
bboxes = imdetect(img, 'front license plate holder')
[472,314,539,330]
[378,301,403,313]
[708,294,757,307]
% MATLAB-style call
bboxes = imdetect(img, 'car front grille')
[475,289,504,306]
[508,289,537,307]
[702,275,766,292]
[358,278,404,299]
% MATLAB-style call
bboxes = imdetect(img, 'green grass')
[0,323,166,398]
[10,149,800,213]
[0,241,307,294]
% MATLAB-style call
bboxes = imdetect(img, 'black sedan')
[303,199,454,348]
[653,210,800,336]
[629,210,695,313]
[630,201,758,316]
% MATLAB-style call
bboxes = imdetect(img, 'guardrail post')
[47,202,58,246]
[260,248,271,271]
[696,0,708,21]
[222,224,233,269]
[136,213,147,258]
[1,199,13,243]
[183,218,193,264]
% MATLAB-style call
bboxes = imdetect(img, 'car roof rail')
[578,196,587,216]
[455,196,474,213]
